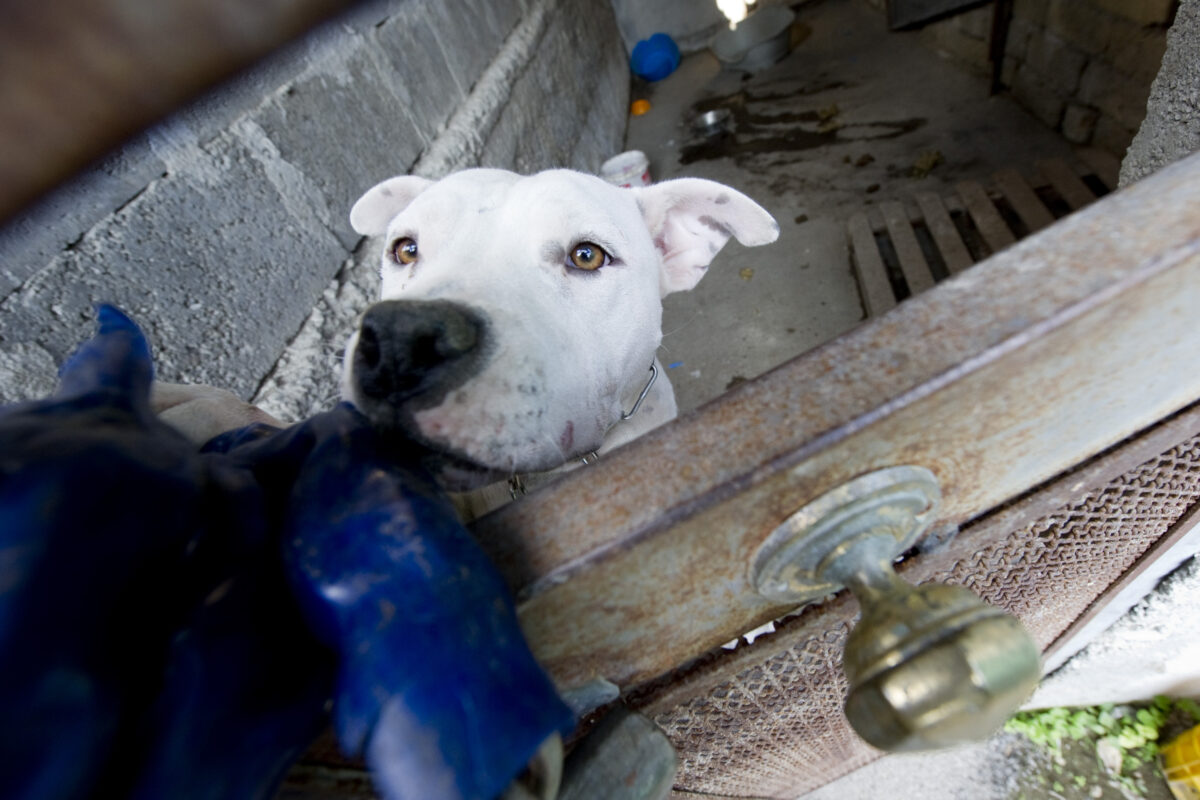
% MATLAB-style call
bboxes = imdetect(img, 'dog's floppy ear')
[349,175,435,237]
[633,178,779,296]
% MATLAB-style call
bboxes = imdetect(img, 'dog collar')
[506,364,658,499]
[621,362,658,421]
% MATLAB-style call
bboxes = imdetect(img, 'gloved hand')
[0,306,573,800]
[270,404,575,800]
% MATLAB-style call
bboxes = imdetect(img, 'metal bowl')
[692,108,733,137]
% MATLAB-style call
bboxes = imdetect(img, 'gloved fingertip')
[94,304,141,337]
[56,305,155,402]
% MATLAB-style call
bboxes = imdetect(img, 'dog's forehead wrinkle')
[517,173,640,237]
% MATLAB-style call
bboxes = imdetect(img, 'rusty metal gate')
[462,153,1200,797]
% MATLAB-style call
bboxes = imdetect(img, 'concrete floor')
[625,0,1080,414]
[623,2,1195,798]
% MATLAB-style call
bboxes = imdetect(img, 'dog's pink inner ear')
[657,212,737,295]
[637,179,780,297]
[349,175,434,237]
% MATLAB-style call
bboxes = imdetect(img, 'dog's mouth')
[416,447,511,492]
[354,406,510,491]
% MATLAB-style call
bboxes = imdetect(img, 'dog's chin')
[348,402,527,491]
[429,459,510,492]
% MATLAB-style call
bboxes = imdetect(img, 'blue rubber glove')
[0,306,573,800]
[253,403,576,800]
[0,306,230,798]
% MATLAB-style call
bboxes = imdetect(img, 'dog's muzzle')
[352,299,489,412]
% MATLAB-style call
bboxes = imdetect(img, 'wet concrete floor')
[625,0,1081,415]
[619,2,1172,798]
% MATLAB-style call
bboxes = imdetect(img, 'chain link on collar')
[507,364,656,499]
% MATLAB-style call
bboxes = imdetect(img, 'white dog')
[154,168,778,515]
[340,168,778,509]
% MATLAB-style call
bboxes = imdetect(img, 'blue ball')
[631,33,680,82]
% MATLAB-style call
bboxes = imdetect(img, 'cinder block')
[1092,0,1175,25]
[0,341,58,404]
[427,0,516,96]
[1012,0,1048,26]
[1024,29,1088,94]
[166,31,317,150]
[483,0,627,173]
[1062,103,1101,143]
[373,5,469,146]
[0,131,346,399]
[333,0,405,33]
[1003,16,1037,62]
[461,0,525,80]
[1093,113,1136,157]
[1047,0,1113,55]
[1079,57,1154,131]
[1001,53,1021,87]
[250,43,425,248]
[0,134,165,297]
[1105,17,1169,79]
[1011,62,1067,129]
[919,21,990,73]
[958,5,993,40]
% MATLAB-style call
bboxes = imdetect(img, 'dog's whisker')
[539,431,568,465]
[661,312,700,340]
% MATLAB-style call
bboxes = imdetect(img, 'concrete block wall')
[1121,0,1200,185]
[0,0,629,409]
[902,0,1174,158]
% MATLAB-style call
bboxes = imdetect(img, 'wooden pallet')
[848,148,1121,316]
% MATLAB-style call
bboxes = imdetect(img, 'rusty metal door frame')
[474,152,1200,695]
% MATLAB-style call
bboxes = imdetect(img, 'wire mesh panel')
[639,430,1200,798]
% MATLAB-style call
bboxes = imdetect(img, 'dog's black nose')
[354,300,487,405]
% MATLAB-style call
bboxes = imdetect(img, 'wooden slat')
[1077,147,1122,191]
[956,180,1016,255]
[880,201,935,294]
[1036,158,1097,212]
[847,213,896,316]
[994,168,1056,233]
[914,191,973,274]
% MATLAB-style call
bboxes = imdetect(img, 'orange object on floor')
[631,99,651,116]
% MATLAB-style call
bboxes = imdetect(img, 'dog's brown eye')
[568,242,608,271]
[390,237,418,265]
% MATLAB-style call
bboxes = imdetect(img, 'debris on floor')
[911,148,945,178]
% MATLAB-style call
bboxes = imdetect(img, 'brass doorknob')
[752,466,1041,751]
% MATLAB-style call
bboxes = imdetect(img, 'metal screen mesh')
[645,434,1200,799]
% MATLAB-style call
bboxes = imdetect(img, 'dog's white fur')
[342,168,778,496]
[151,168,778,515]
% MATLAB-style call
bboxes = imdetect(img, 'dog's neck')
[451,359,676,521]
